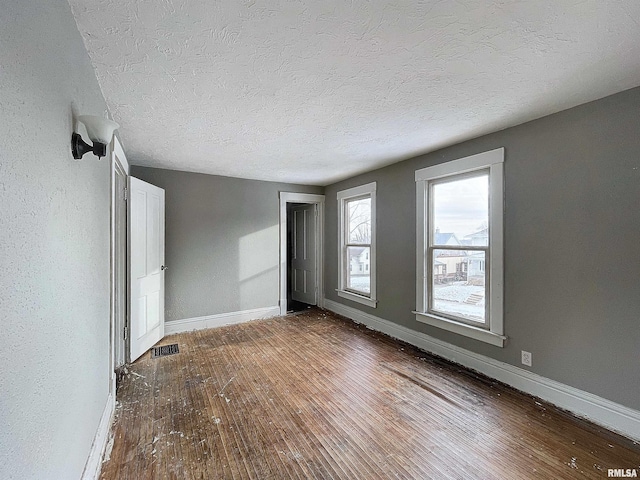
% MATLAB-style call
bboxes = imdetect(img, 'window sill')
[413,311,506,347]
[337,290,377,308]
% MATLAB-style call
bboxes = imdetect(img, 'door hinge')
[123,325,128,340]
[123,187,128,201]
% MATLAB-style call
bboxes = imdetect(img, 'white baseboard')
[324,299,640,442]
[81,393,115,480]
[165,306,281,334]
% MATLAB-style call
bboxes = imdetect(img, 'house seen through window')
[337,182,377,308]
[415,148,504,346]
[431,173,489,323]
[346,197,371,293]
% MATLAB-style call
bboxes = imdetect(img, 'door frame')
[279,193,325,316]
[110,137,129,394]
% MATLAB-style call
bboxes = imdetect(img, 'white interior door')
[291,204,317,305]
[129,176,165,361]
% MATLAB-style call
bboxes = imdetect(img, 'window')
[414,148,505,346]
[337,182,377,307]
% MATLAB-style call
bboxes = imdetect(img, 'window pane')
[347,246,370,294]
[431,249,485,323]
[432,173,488,246]
[347,198,371,244]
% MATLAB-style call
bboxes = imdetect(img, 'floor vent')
[151,344,179,358]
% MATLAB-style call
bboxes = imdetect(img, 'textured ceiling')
[69,1,640,185]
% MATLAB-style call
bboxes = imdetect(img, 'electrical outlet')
[521,350,532,367]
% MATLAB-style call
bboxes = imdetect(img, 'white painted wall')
[0,1,112,478]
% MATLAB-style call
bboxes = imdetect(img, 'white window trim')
[414,148,506,347]
[337,182,377,308]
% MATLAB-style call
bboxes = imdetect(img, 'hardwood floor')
[102,309,639,479]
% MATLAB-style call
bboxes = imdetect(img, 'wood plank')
[101,309,640,479]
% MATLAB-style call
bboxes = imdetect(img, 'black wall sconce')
[72,115,119,159]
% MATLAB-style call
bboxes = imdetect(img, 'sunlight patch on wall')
[239,224,280,308]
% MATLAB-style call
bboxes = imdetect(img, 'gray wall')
[130,167,323,321]
[0,1,112,478]
[325,87,640,411]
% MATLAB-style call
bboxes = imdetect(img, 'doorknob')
[161,265,168,271]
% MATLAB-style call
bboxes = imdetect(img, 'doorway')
[287,203,315,312]
[279,193,325,316]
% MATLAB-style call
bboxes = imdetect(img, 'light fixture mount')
[72,115,119,159]
[72,132,107,158]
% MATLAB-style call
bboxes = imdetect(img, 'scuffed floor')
[101,309,640,479]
